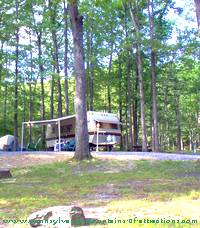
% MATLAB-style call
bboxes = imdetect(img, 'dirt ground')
[0,153,72,169]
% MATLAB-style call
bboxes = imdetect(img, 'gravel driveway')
[0,151,200,169]
[95,151,200,161]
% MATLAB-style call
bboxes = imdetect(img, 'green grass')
[1,159,200,227]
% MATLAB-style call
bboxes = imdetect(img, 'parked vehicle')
[21,111,121,151]
[0,135,15,151]
[46,111,121,151]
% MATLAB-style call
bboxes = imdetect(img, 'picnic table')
[132,145,152,152]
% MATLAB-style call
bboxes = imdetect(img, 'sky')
[166,0,198,44]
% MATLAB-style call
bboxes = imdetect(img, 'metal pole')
[21,123,24,152]
[96,123,100,152]
[58,120,61,152]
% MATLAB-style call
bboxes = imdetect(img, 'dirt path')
[0,152,72,169]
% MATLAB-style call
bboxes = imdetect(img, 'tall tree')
[14,0,19,151]
[130,0,147,151]
[194,0,200,29]
[64,0,69,115]
[49,0,62,118]
[69,0,91,160]
[31,3,46,145]
[148,0,159,152]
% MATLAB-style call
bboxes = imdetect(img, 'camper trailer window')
[66,124,73,133]
[99,122,118,129]
[52,127,56,133]
[110,124,118,129]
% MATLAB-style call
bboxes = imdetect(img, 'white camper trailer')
[46,111,121,150]
[21,111,121,151]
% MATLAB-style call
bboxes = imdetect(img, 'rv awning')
[21,115,75,152]
[23,115,75,126]
[94,119,121,124]
[23,119,58,126]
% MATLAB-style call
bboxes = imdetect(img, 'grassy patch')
[0,159,200,227]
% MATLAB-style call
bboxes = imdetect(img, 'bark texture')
[194,0,200,29]
[64,0,69,116]
[130,1,147,151]
[69,1,91,160]
[14,0,19,151]
[148,0,159,151]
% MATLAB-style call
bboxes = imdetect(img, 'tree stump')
[0,169,12,179]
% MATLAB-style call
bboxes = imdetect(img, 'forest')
[0,0,200,153]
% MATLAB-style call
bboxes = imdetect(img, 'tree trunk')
[37,32,46,145]
[118,57,123,150]
[50,64,55,119]
[28,83,33,144]
[31,4,46,146]
[127,56,133,150]
[64,0,69,116]
[133,95,138,147]
[49,0,62,118]
[14,0,19,151]
[3,84,7,131]
[133,66,139,146]
[148,0,159,152]
[194,0,200,29]
[69,1,91,160]
[175,95,181,151]
[108,42,114,113]
[89,25,94,111]
[0,42,4,97]
[28,31,34,145]
[130,1,147,151]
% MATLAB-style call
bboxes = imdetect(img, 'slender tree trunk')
[133,79,138,146]
[194,0,200,29]
[85,28,91,110]
[148,0,159,151]
[130,1,147,151]
[14,0,19,151]
[151,51,159,151]
[38,33,46,145]
[125,77,129,150]
[118,57,123,150]
[50,64,55,119]
[28,32,34,144]
[108,42,113,113]
[49,0,62,118]
[28,83,33,144]
[3,54,9,132]
[69,1,91,160]
[31,4,46,146]
[89,34,94,111]
[133,66,139,146]
[89,63,94,111]
[22,84,26,123]
[3,84,7,131]
[127,56,133,150]
[64,0,69,116]
[0,42,4,97]
[175,95,181,151]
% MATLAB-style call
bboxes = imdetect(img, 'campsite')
[1,0,200,227]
